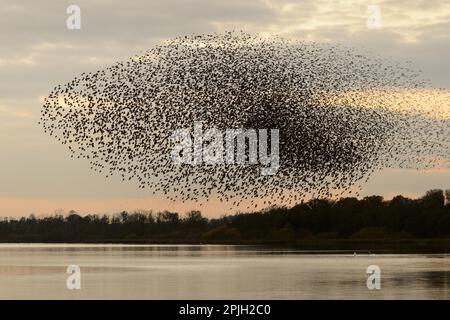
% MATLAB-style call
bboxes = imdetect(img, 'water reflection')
[0,244,448,299]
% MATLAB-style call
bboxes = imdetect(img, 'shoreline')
[0,238,449,254]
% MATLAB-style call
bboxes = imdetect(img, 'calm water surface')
[0,244,448,299]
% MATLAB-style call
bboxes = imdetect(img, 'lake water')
[0,244,448,299]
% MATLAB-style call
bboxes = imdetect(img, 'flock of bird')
[39,32,450,210]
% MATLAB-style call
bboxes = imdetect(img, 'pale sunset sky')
[1,0,450,217]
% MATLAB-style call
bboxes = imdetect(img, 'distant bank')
[1,189,450,253]
[1,239,449,254]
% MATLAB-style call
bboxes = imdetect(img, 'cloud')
[0,103,33,118]
[0,0,449,210]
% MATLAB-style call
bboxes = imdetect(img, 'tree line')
[1,189,450,243]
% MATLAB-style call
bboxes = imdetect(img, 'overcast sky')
[1,0,450,217]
